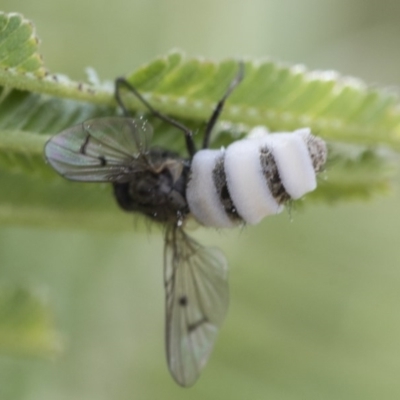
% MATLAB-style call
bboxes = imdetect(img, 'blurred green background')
[1,0,400,399]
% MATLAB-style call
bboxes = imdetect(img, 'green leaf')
[0,284,62,357]
[0,12,45,76]
[0,11,398,229]
[122,55,400,151]
[309,144,394,202]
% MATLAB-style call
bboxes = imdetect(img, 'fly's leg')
[202,61,245,149]
[115,60,244,158]
[115,78,197,158]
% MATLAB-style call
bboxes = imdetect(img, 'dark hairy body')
[113,148,191,223]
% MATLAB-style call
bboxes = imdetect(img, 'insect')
[44,62,327,387]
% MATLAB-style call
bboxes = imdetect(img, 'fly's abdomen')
[186,127,327,228]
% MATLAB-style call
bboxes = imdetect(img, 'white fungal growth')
[266,129,316,199]
[224,137,283,224]
[186,127,327,228]
[247,126,269,139]
[187,150,237,228]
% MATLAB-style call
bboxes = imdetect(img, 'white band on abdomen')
[224,138,283,225]
[186,149,237,228]
[267,130,316,199]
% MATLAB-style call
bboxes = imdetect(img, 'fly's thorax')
[113,148,190,223]
[186,127,327,228]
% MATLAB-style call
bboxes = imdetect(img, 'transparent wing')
[164,225,229,387]
[44,117,153,182]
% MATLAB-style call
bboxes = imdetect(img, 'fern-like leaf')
[0,11,397,229]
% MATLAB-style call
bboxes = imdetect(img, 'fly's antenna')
[114,78,197,158]
[202,61,245,150]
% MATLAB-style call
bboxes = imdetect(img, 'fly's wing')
[164,225,229,387]
[44,117,153,182]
